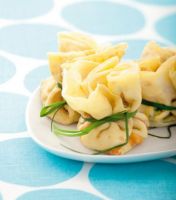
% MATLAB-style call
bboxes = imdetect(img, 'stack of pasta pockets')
[40,32,151,155]
[59,34,149,155]
[138,41,176,127]
[40,32,176,155]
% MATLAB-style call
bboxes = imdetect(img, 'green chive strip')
[94,113,129,154]
[84,111,136,123]
[148,124,176,139]
[40,101,66,117]
[57,82,62,89]
[148,132,171,139]
[50,107,62,131]
[142,99,176,111]
[52,111,136,137]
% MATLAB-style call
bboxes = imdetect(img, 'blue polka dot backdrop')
[17,189,101,200]
[0,92,28,133]
[0,56,16,84]
[0,0,175,199]
[0,24,65,59]
[156,13,176,44]
[133,0,176,6]
[0,138,83,186]
[89,161,176,200]
[62,1,145,35]
[24,65,50,92]
[0,0,54,19]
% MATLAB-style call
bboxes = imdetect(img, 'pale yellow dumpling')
[139,41,176,71]
[75,43,128,63]
[48,32,98,82]
[62,55,141,120]
[78,112,148,153]
[48,50,96,82]
[40,77,80,125]
[139,42,176,126]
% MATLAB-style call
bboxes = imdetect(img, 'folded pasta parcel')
[139,41,176,127]
[40,76,80,125]
[48,32,98,82]
[62,53,149,154]
[41,32,127,127]
[40,32,97,125]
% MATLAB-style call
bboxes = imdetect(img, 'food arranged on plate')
[138,41,176,127]
[40,32,176,155]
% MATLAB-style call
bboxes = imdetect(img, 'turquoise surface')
[24,65,50,92]
[156,13,176,44]
[0,0,53,19]
[0,56,16,84]
[89,161,176,200]
[0,138,83,186]
[17,189,101,200]
[0,92,28,133]
[0,24,64,59]
[62,1,145,35]
[133,0,176,5]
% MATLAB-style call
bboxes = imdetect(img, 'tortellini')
[62,56,141,119]
[77,112,149,154]
[40,76,80,125]
[139,42,176,126]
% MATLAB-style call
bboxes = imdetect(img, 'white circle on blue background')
[0,0,54,19]
[0,138,83,186]
[0,24,65,59]
[89,160,176,200]
[132,0,176,5]
[112,39,165,60]
[17,189,101,200]
[0,92,28,133]
[24,65,50,92]
[156,14,176,44]
[0,56,16,84]
[62,1,145,35]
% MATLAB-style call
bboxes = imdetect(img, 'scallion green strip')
[40,101,66,117]
[57,82,62,89]
[52,111,136,137]
[148,124,175,139]
[84,111,136,123]
[142,99,176,110]
[94,113,129,154]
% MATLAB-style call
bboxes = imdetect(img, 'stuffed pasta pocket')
[139,42,176,127]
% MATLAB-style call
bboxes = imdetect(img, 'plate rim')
[26,88,176,163]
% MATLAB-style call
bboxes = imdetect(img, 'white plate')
[26,88,176,163]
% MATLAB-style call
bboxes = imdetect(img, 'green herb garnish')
[142,99,176,111]
[94,112,129,154]
[52,111,136,137]
[148,124,175,139]
[40,101,66,117]
[57,82,62,89]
